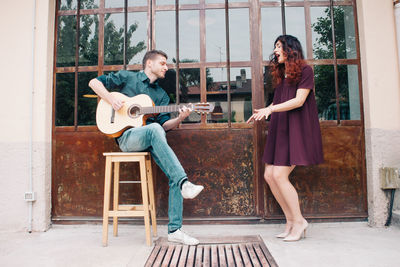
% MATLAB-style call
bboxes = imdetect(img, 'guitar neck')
[140,105,184,114]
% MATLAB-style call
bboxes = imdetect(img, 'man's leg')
[118,123,202,239]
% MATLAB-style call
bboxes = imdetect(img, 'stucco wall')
[357,0,400,226]
[0,0,54,231]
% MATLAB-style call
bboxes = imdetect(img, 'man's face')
[148,55,168,79]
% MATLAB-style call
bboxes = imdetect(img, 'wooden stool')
[102,152,157,246]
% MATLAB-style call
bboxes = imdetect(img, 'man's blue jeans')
[117,123,187,233]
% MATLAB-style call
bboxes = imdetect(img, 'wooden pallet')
[144,235,278,267]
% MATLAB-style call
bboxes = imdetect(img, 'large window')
[262,0,361,123]
[54,0,361,128]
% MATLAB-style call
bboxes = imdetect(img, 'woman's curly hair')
[269,35,305,86]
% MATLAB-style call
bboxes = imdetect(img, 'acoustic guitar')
[96,92,214,137]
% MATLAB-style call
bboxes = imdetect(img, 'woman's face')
[273,41,286,63]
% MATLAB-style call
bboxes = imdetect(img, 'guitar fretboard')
[140,105,186,114]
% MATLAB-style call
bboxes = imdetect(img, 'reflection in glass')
[207,68,228,123]
[338,65,360,120]
[206,67,251,123]
[56,15,76,67]
[59,0,77,10]
[104,13,124,65]
[128,0,147,6]
[79,15,98,66]
[263,66,274,109]
[156,11,176,64]
[105,0,124,8]
[55,73,75,126]
[206,9,226,63]
[311,6,333,59]
[180,69,201,123]
[261,8,282,60]
[78,72,98,125]
[230,67,252,123]
[127,12,147,65]
[285,7,307,58]
[229,9,250,61]
[158,69,177,103]
[334,6,357,59]
[314,65,336,120]
[80,0,99,9]
[179,11,200,62]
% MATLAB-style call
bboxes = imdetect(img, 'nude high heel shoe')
[275,231,290,238]
[283,220,308,242]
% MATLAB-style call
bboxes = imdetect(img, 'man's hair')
[142,50,168,70]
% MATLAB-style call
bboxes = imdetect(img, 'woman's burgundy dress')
[262,65,324,166]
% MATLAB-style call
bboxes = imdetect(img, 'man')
[89,50,204,245]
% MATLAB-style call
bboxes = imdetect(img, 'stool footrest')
[108,211,145,217]
[118,205,144,211]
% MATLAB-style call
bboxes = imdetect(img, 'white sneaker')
[181,181,204,199]
[168,229,199,245]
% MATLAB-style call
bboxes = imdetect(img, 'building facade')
[0,0,399,232]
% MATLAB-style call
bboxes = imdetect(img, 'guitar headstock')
[192,102,215,114]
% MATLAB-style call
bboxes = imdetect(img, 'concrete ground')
[1,222,399,267]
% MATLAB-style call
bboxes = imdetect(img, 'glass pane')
[263,66,274,110]
[127,12,148,65]
[158,69,177,103]
[78,72,98,125]
[59,0,77,10]
[180,69,201,123]
[156,0,174,5]
[229,9,250,61]
[206,68,229,123]
[334,6,357,59]
[311,6,333,59]
[285,7,307,58]
[206,0,248,3]
[231,67,252,123]
[128,0,147,6]
[80,0,99,9]
[55,73,75,126]
[104,13,124,65]
[206,9,226,62]
[179,10,200,62]
[56,15,76,67]
[314,65,336,120]
[338,65,360,120]
[156,11,176,64]
[261,8,282,61]
[105,0,124,8]
[180,0,199,4]
[79,15,98,66]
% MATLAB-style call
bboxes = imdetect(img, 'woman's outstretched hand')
[246,107,272,123]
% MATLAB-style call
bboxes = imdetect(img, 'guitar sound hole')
[128,105,141,118]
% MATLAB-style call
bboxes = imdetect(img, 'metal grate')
[145,235,278,267]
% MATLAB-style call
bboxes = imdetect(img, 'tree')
[312,6,354,120]
[55,1,147,125]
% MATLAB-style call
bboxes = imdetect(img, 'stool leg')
[146,156,157,237]
[113,162,120,237]
[140,158,152,246]
[102,157,112,247]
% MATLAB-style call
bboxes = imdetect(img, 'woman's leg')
[271,165,308,240]
[264,164,293,236]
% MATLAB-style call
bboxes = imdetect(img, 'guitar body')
[96,92,154,137]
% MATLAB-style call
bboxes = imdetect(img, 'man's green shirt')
[96,70,171,125]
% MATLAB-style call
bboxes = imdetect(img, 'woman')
[247,35,323,241]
